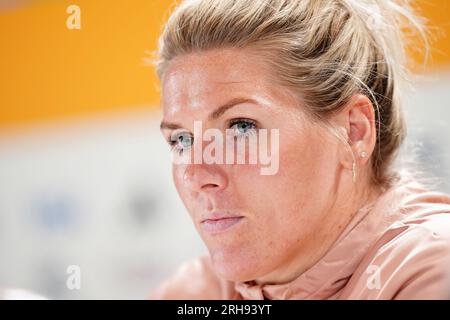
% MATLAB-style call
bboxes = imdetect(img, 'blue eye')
[170,132,193,154]
[230,119,257,137]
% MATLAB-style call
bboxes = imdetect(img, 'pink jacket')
[150,172,450,299]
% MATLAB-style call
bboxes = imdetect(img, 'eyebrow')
[159,97,257,131]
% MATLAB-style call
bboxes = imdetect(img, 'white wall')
[0,110,206,299]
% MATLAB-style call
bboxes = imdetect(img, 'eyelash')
[229,118,258,138]
[168,118,258,155]
[168,132,192,155]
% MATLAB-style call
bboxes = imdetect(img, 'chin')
[208,246,266,282]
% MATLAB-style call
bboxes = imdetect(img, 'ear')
[335,94,377,170]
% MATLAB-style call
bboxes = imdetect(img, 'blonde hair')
[156,0,427,188]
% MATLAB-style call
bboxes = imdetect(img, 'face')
[160,48,351,283]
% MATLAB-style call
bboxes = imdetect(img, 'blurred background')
[0,0,449,299]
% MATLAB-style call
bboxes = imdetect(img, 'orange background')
[0,0,449,133]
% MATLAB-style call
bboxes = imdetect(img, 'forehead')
[161,48,275,118]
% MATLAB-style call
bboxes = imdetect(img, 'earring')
[353,151,367,183]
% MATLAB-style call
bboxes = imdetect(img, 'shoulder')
[148,255,237,300]
[354,210,450,299]
[391,189,450,265]
[342,174,450,299]
[377,181,450,275]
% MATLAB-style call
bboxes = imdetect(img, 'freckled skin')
[160,48,379,284]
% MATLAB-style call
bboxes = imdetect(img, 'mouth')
[200,215,244,234]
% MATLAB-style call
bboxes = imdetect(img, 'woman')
[151,0,450,299]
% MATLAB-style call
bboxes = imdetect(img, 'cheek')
[279,125,339,189]
[273,131,341,236]
[245,128,339,231]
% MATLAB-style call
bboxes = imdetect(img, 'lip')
[200,213,244,234]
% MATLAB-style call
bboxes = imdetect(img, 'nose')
[182,163,228,193]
